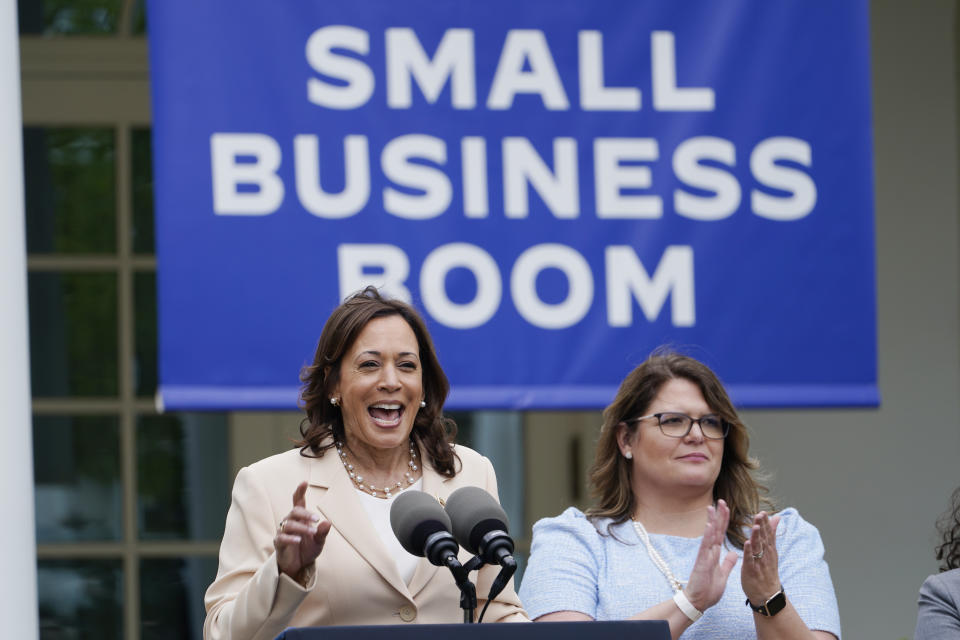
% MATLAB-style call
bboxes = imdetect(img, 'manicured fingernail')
[292,535,301,543]
[311,514,320,522]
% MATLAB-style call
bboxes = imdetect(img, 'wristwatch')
[746,586,786,617]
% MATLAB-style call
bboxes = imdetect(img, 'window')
[23,89,229,640]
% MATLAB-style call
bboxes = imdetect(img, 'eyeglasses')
[628,412,729,440]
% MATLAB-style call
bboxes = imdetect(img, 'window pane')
[140,557,217,640]
[134,272,157,396]
[131,0,147,35]
[131,128,154,254]
[29,272,119,397]
[38,559,123,640]
[18,0,122,35]
[23,128,116,254]
[447,411,475,447]
[137,413,230,540]
[34,415,122,542]
[453,412,528,583]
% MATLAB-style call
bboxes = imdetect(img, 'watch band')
[673,590,703,622]
[746,586,786,617]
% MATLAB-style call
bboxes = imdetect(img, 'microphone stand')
[444,555,479,623]
[461,554,517,623]
[422,530,479,622]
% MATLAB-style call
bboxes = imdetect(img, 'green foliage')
[65,273,119,395]
[47,129,116,253]
[131,128,155,254]
[43,0,122,35]
[29,272,119,397]
[137,415,188,538]
[134,272,158,396]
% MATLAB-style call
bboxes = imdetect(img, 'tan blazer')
[204,442,528,640]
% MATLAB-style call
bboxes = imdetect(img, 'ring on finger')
[278,519,288,533]
[752,544,764,560]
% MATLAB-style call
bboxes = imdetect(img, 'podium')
[275,620,670,640]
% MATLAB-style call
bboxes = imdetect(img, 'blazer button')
[399,605,417,622]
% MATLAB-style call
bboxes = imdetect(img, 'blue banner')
[148,0,877,410]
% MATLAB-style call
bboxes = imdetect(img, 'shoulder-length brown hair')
[935,487,960,572]
[297,286,458,476]
[586,350,772,549]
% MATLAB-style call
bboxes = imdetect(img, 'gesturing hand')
[683,499,738,613]
[274,481,331,585]
[741,511,782,605]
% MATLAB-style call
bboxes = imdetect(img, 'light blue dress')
[518,507,840,639]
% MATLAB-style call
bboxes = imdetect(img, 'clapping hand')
[274,481,332,586]
[741,511,782,606]
[683,499,738,613]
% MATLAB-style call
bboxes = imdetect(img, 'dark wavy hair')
[935,487,960,571]
[297,286,458,476]
[586,349,772,550]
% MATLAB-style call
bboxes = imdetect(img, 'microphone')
[390,490,478,623]
[444,486,517,620]
[390,490,461,567]
[444,486,516,569]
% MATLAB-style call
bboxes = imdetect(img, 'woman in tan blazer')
[204,288,527,640]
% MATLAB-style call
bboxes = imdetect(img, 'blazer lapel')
[308,449,412,600]
[406,455,452,597]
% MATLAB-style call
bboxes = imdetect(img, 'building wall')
[750,2,960,637]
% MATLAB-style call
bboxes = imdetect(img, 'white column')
[0,2,39,638]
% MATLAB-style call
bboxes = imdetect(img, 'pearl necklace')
[335,440,418,499]
[632,519,686,593]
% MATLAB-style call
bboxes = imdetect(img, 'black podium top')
[276,620,670,640]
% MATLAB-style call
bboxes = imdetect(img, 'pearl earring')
[419,400,426,408]
[330,397,339,406]
[624,451,633,459]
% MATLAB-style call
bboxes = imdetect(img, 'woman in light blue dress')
[519,351,840,639]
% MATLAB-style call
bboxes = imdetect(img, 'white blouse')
[355,478,425,584]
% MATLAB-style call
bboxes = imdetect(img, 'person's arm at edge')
[916,572,960,640]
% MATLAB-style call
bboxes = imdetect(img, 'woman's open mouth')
[368,402,404,427]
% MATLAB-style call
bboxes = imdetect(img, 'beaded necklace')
[335,440,418,499]
[631,518,687,593]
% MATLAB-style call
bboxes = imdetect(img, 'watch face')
[747,588,787,617]
[764,590,787,616]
